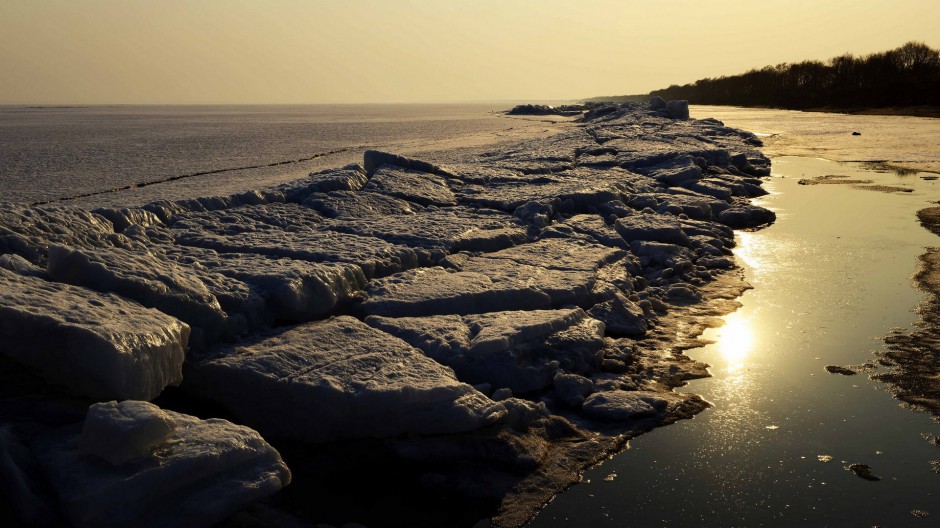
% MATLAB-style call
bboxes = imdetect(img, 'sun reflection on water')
[715,313,754,373]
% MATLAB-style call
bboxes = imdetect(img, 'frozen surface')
[0,101,784,527]
[157,244,367,321]
[172,219,421,279]
[321,207,527,253]
[363,165,457,207]
[35,401,290,528]
[47,245,235,344]
[358,267,553,317]
[185,316,506,442]
[78,400,177,465]
[366,308,604,393]
[0,267,188,400]
[692,105,940,173]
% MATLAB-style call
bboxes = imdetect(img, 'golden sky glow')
[2,0,939,104]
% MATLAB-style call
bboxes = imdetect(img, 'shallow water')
[529,157,940,527]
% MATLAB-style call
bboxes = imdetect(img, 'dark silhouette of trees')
[646,42,940,110]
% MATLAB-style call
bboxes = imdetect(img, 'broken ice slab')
[581,390,668,421]
[47,245,235,344]
[455,169,634,214]
[34,400,291,528]
[472,238,626,272]
[443,253,601,308]
[170,203,325,234]
[717,203,777,228]
[173,224,422,279]
[614,213,692,246]
[363,150,451,175]
[302,190,422,218]
[320,207,527,253]
[357,266,553,317]
[0,267,188,401]
[366,308,605,393]
[271,164,368,203]
[362,165,458,207]
[185,316,506,442]
[0,203,123,265]
[160,245,367,322]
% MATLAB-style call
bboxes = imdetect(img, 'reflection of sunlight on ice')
[716,313,753,373]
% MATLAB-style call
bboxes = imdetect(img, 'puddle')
[529,157,940,527]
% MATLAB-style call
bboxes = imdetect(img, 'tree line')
[608,42,940,110]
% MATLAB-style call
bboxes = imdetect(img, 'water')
[0,103,536,206]
[529,157,940,527]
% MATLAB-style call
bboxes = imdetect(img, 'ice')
[474,238,626,272]
[0,267,188,400]
[647,156,704,186]
[443,253,601,308]
[358,267,553,317]
[172,222,421,279]
[0,427,58,526]
[92,207,164,232]
[363,149,451,175]
[456,169,636,214]
[0,253,46,278]
[366,308,605,392]
[552,373,594,408]
[0,203,124,265]
[717,203,778,228]
[362,165,458,207]
[303,190,422,218]
[78,400,177,465]
[172,203,324,233]
[271,164,368,203]
[321,207,527,254]
[159,245,367,322]
[615,213,692,246]
[185,316,505,442]
[47,245,234,344]
[34,402,290,528]
[581,390,668,421]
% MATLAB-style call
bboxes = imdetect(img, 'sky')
[1,0,939,104]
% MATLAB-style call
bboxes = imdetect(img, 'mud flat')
[0,101,775,527]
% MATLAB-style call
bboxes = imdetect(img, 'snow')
[34,401,290,528]
[185,316,506,442]
[0,267,188,400]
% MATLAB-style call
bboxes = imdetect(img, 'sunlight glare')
[717,313,754,372]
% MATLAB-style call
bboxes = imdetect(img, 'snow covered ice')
[185,316,506,442]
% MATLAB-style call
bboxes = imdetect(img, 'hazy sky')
[2,0,939,104]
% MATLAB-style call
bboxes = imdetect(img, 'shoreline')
[0,101,777,527]
[878,207,940,419]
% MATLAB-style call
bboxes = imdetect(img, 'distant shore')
[587,99,940,119]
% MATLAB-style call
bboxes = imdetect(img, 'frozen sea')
[0,103,567,207]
